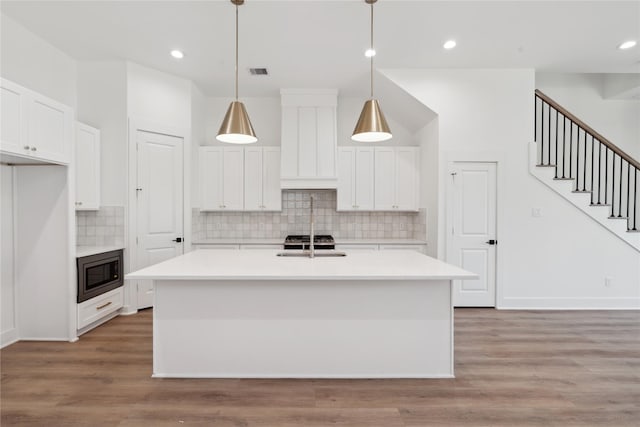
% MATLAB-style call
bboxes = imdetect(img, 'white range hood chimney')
[280,89,338,189]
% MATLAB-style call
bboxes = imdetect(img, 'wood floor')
[2,309,639,426]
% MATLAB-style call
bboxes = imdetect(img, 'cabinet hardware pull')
[96,301,112,310]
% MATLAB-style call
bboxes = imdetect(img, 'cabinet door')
[0,79,29,156]
[395,147,418,211]
[316,106,336,178]
[75,123,100,210]
[337,147,356,211]
[244,147,263,211]
[355,147,375,210]
[262,147,281,211]
[222,147,244,211]
[199,147,224,211]
[28,93,72,164]
[374,147,395,210]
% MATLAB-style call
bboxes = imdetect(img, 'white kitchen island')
[126,249,476,379]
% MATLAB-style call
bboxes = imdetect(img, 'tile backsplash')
[76,206,125,247]
[193,190,426,241]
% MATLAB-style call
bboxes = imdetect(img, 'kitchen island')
[126,249,476,378]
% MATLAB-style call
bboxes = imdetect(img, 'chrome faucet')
[309,195,315,258]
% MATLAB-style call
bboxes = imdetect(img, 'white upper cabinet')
[0,78,72,165]
[374,146,419,211]
[75,122,100,211]
[280,89,338,189]
[244,147,281,211]
[199,146,244,211]
[337,147,374,211]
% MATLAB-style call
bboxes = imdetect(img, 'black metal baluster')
[632,168,638,231]
[563,117,567,178]
[597,141,602,204]
[555,111,559,177]
[590,135,595,204]
[534,96,537,142]
[611,153,617,217]
[605,148,609,211]
[569,121,573,179]
[618,156,623,218]
[582,131,587,191]
[628,162,631,228]
[540,103,545,164]
[547,104,551,165]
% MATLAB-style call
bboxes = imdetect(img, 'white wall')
[383,68,640,309]
[0,13,77,108]
[417,119,439,258]
[127,62,192,130]
[536,73,640,160]
[190,82,207,209]
[77,61,128,206]
[1,165,18,347]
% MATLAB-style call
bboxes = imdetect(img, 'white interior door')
[447,162,497,307]
[136,130,184,309]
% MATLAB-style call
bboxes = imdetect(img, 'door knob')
[172,237,183,243]
[485,239,497,245]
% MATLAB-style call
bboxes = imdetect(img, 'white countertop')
[192,238,427,245]
[76,245,125,258]
[126,249,475,281]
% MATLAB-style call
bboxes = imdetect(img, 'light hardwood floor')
[2,309,639,426]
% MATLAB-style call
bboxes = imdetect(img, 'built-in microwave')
[77,249,123,303]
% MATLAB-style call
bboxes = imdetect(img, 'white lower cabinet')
[77,287,123,330]
[335,244,378,251]
[379,244,427,254]
[193,244,240,250]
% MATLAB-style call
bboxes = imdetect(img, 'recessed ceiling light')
[443,40,457,50]
[170,50,184,59]
[365,48,376,58]
[618,40,637,50]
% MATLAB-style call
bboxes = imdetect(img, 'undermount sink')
[277,251,347,258]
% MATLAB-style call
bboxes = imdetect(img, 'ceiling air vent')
[249,68,269,76]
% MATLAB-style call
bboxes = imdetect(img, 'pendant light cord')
[235,2,239,101]
[370,1,374,99]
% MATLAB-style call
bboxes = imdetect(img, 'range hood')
[280,89,338,189]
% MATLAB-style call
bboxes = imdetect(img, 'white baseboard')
[1,328,19,349]
[499,297,640,310]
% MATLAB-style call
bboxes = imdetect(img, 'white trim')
[11,166,19,344]
[127,119,190,312]
[152,373,456,379]
[499,297,640,310]
[67,129,78,342]
[0,329,19,349]
[443,151,506,308]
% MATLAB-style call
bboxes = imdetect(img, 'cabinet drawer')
[77,287,123,329]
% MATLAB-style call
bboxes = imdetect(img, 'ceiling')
[2,1,639,97]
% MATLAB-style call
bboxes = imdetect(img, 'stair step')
[553,177,574,181]
[572,190,592,194]
[536,164,557,168]
[590,203,612,207]
[627,229,640,233]
[608,216,629,220]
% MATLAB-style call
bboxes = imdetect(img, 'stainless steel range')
[284,235,335,250]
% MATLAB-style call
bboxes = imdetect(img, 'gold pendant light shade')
[217,0,257,144]
[352,99,392,142]
[216,101,257,144]
[352,0,392,142]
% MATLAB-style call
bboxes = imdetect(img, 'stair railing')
[534,89,639,231]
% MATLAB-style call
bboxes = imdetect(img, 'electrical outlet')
[605,277,613,288]
[532,207,543,217]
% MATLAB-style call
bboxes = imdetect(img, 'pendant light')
[217,0,257,144]
[352,0,392,142]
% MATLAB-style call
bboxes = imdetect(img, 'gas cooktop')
[284,235,335,250]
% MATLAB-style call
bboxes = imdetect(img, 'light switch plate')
[532,207,543,217]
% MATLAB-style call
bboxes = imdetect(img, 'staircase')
[530,89,639,252]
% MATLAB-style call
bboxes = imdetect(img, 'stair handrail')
[535,89,640,170]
